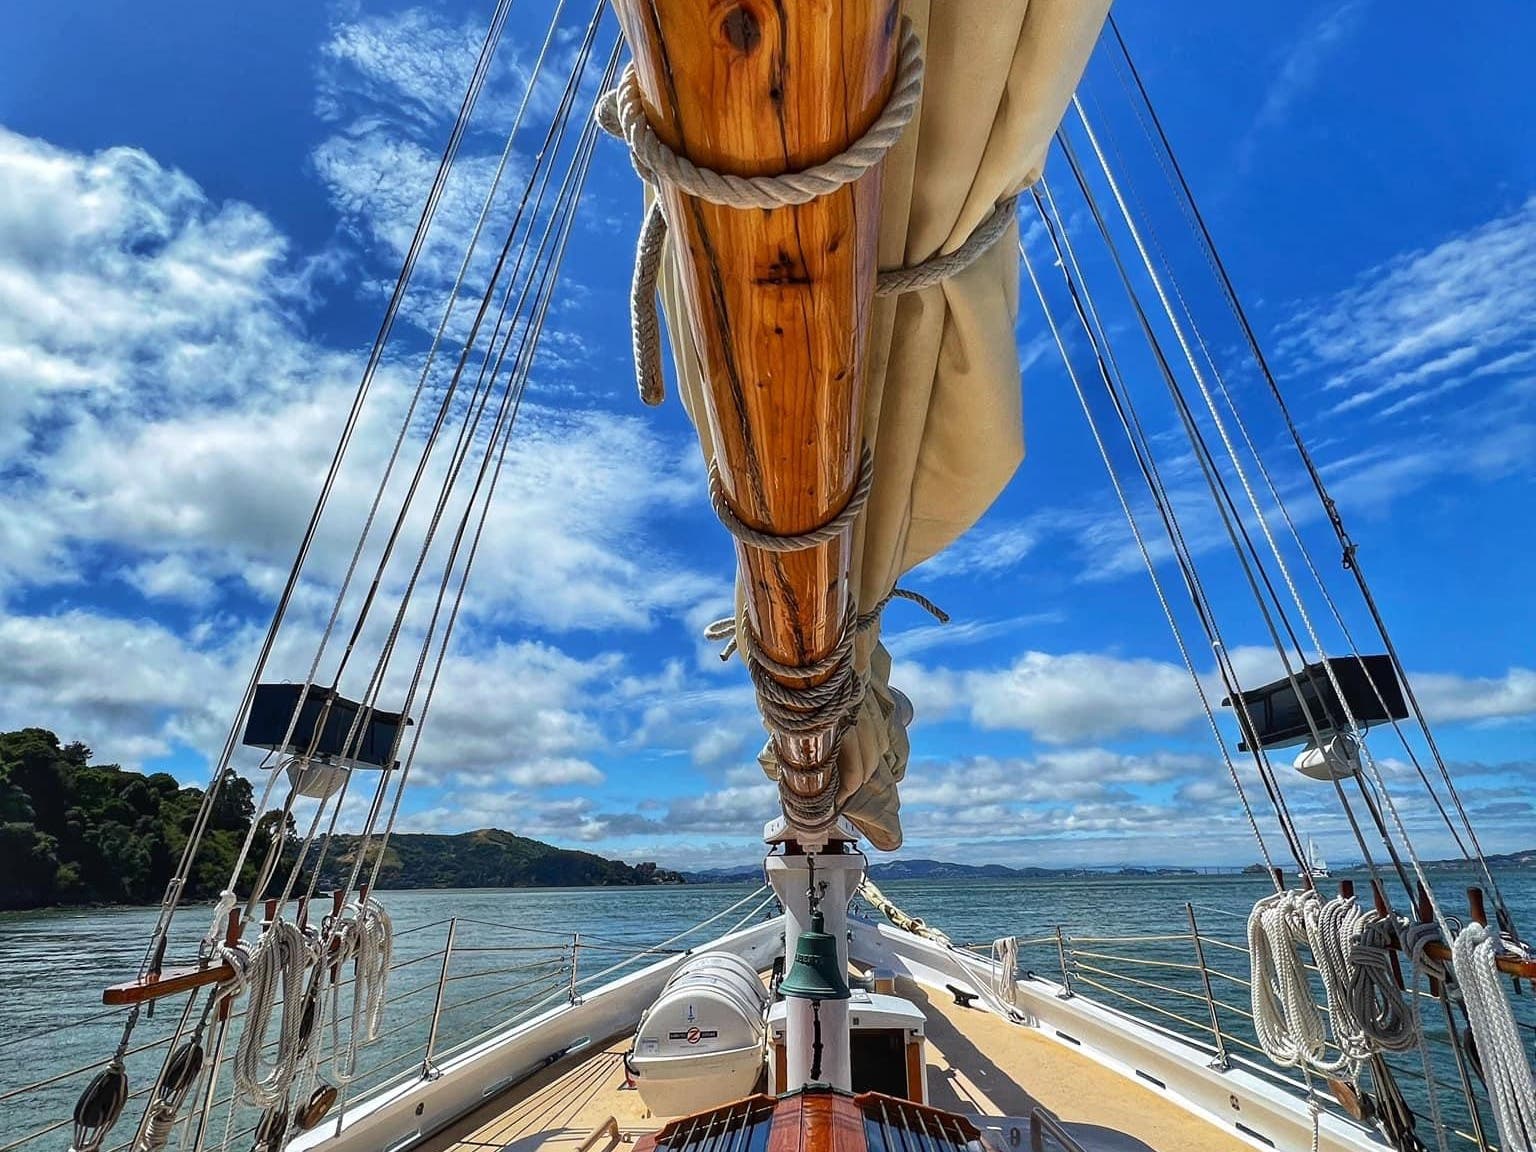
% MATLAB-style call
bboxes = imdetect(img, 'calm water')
[3,872,1532,1148]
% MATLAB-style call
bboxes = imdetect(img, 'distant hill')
[0,726,681,910]
[317,829,683,890]
[679,857,1204,883]
[683,865,765,883]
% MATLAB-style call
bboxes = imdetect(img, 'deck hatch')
[861,1094,984,1152]
[651,1098,775,1152]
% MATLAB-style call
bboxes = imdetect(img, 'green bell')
[779,909,850,1002]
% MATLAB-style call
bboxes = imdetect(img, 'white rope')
[597,23,922,209]
[331,898,394,1086]
[1247,891,1360,1078]
[1452,923,1536,1151]
[992,937,1020,1008]
[1020,201,1281,877]
[1349,913,1418,1052]
[874,195,1019,296]
[1308,895,1372,1065]
[231,921,314,1110]
[596,20,921,408]
[596,20,1020,408]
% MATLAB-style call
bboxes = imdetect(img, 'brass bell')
[779,909,850,1002]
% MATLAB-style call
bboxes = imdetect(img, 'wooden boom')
[607,0,900,791]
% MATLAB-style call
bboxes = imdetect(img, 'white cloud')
[895,644,1536,747]
[122,555,220,607]
[0,610,248,766]
[1280,196,1536,417]
[318,8,490,128]
[1415,668,1536,725]
[915,523,1039,577]
[0,120,717,635]
[897,650,1203,743]
[1236,1,1368,172]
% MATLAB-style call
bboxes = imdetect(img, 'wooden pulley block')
[296,1083,339,1131]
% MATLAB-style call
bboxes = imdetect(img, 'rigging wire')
[1103,14,1514,934]
[1075,87,1405,912]
[366,45,620,893]
[1040,144,1314,874]
[278,0,613,908]
[1017,213,1279,879]
[1068,96,1461,943]
[140,0,519,971]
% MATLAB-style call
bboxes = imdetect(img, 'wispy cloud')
[1279,196,1536,417]
[1235,1,1369,172]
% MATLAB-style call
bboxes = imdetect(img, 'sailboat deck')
[423,978,1243,1152]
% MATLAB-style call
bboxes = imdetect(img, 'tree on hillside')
[0,728,294,911]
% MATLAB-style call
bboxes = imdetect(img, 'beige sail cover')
[659,0,1110,849]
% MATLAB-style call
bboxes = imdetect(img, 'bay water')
[3,871,1532,1148]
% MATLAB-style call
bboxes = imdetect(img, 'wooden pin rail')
[1266,872,1536,985]
[102,892,356,1006]
[606,0,898,790]
[103,908,241,1006]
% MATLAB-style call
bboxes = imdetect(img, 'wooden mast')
[606,0,900,800]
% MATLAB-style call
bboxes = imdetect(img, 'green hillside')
[0,727,679,910]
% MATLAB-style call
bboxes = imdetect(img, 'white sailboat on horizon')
[1303,837,1332,881]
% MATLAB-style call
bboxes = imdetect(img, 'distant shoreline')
[4,858,1529,916]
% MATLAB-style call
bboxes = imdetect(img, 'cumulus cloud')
[1415,668,1536,725]
[897,650,1204,743]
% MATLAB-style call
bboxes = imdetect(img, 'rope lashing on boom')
[704,581,946,832]
[709,447,876,554]
[596,21,1019,407]
[873,194,1021,297]
[1452,923,1536,1150]
[596,19,922,408]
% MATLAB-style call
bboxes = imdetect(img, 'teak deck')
[424,979,1243,1152]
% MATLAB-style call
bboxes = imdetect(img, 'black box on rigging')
[241,682,409,769]
[1222,654,1407,751]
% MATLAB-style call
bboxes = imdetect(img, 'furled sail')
[626,1,1109,848]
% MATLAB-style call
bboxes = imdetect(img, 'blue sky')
[0,1,1531,871]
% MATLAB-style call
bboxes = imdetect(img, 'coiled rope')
[332,898,394,1085]
[596,19,1017,404]
[1248,891,1361,1078]
[232,921,315,1109]
[1310,895,1372,1065]
[1451,923,1536,1150]
[992,936,1020,1008]
[1349,912,1418,1052]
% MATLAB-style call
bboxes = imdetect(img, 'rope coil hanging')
[1248,890,1363,1079]
[231,920,317,1110]
[1452,923,1536,1150]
